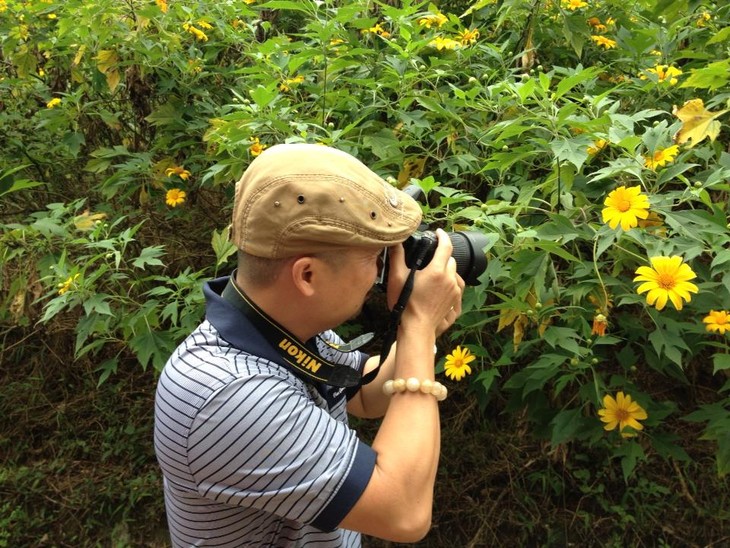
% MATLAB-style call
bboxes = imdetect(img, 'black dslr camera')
[380,185,489,287]
[402,229,488,286]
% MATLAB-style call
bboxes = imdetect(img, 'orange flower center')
[656,273,675,290]
[617,198,631,212]
[615,409,629,422]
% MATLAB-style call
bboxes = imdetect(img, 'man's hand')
[387,229,465,336]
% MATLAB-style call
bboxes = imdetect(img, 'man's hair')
[237,250,348,288]
[237,251,289,288]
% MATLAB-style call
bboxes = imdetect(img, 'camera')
[378,185,490,287]
[402,229,489,286]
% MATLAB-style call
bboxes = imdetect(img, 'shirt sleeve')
[186,372,376,530]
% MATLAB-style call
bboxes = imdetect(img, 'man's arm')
[346,350,395,419]
[348,270,462,419]
[339,230,464,542]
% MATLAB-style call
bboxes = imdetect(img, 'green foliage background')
[1,0,729,545]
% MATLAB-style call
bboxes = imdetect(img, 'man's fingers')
[430,229,453,266]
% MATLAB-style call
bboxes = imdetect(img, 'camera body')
[389,185,490,286]
[402,229,488,286]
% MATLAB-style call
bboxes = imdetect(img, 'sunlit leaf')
[672,98,728,148]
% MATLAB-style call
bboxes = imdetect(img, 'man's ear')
[290,256,317,297]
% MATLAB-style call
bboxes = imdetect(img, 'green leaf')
[614,440,646,482]
[461,0,496,17]
[707,26,730,45]
[542,327,582,354]
[133,246,166,270]
[679,60,730,91]
[249,83,279,108]
[212,227,237,268]
[711,249,730,273]
[550,137,588,171]
[476,368,500,394]
[713,354,730,375]
[95,357,119,387]
[554,66,602,99]
[550,407,586,446]
[0,166,46,198]
[650,431,691,462]
[129,330,175,372]
[534,241,581,263]
[261,0,315,13]
[82,294,113,316]
[648,328,686,368]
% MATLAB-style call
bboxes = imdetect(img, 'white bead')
[406,377,421,392]
[382,378,448,401]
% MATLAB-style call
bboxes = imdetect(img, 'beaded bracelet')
[382,377,448,401]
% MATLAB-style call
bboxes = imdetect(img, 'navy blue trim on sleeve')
[311,440,377,531]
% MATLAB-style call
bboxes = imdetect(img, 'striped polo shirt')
[154,277,376,547]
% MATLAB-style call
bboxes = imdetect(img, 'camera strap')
[360,244,428,385]
[221,276,366,388]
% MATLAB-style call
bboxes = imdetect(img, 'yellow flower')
[562,0,588,10]
[428,36,461,51]
[640,64,682,85]
[634,256,699,311]
[243,0,255,4]
[279,75,304,92]
[57,273,80,295]
[47,13,57,19]
[249,137,267,157]
[183,23,208,42]
[591,35,617,49]
[361,23,390,38]
[587,138,608,155]
[598,392,648,437]
[443,345,476,381]
[644,145,679,170]
[197,21,213,30]
[17,25,29,41]
[601,185,650,230]
[417,13,448,28]
[165,188,187,207]
[329,38,345,46]
[696,12,711,28]
[587,17,606,33]
[703,310,730,335]
[459,28,480,46]
[46,97,61,108]
[165,166,191,180]
[591,313,608,336]
[155,0,168,13]
[187,59,203,74]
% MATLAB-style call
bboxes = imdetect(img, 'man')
[154,143,465,547]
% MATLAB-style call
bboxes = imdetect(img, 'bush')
[1,0,728,545]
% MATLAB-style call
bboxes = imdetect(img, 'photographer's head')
[231,143,422,260]
[230,143,423,338]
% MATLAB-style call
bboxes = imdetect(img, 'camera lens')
[401,230,489,286]
[448,231,489,286]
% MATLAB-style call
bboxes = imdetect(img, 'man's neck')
[233,273,320,343]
